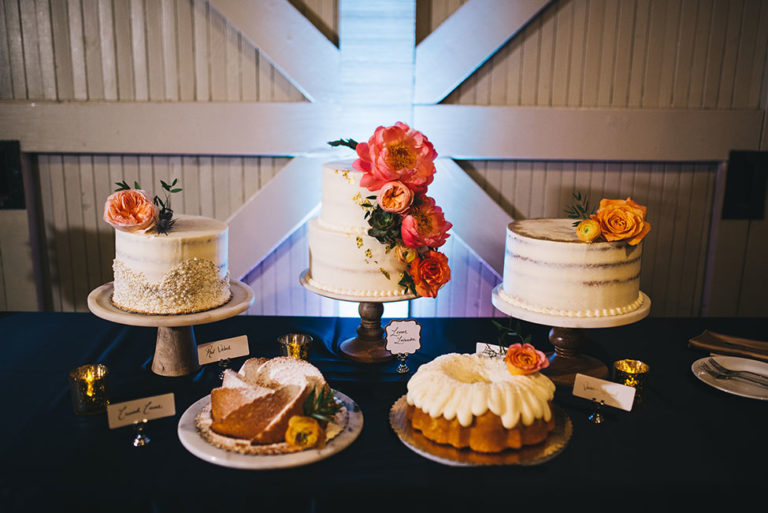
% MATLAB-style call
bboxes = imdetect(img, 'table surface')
[1,312,766,512]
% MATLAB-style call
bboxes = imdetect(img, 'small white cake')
[306,160,410,297]
[499,218,644,317]
[111,215,231,314]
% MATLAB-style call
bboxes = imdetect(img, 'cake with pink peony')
[307,122,452,299]
[102,180,231,315]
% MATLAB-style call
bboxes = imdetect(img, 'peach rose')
[400,196,452,249]
[408,250,450,298]
[591,197,650,246]
[103,189,156,232]
[377,181,414,214]
[504,343,549,376]
[576,219,601,242]
[393,243,417,265]
[353,122,437,194]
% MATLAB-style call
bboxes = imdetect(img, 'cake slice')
[209,357,327,444]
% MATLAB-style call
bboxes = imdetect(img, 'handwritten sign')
[197,335,249,365]
[385,320,422,355]
[572,373,636,411]
[107,393,176,429]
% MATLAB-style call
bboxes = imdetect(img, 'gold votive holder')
[278,333,312,360]
[613,359,649,408]
[68,364,110,415]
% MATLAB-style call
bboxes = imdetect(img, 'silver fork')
[705,358,768,387]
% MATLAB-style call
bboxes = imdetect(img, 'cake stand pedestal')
[300,270,415,364]
[491,285,651,387]
[87,281,255,377]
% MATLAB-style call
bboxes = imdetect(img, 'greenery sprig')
[483,319,532,358]
[327,138,359,150]
[564,191,594,227]
[303,386,342,424]
[114,178,182,235]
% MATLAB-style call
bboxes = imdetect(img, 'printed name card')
[197,335,250,365]
[107,393,176,429]
[385,320,422,355]
[572,373,636,411]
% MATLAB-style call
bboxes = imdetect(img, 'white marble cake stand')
[87,281,255,377]
[300,269,416,364]
[492,284,651,387]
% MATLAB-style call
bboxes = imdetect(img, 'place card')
[197,335,250,365]
[385,320,422,355]
[107,393,176,429]
[572,373,636,411]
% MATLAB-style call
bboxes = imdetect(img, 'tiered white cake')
[306,160,410,298]
[497,218,645,318]
[112,215,231,314]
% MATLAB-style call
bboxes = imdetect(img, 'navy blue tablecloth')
[0,312,766,512]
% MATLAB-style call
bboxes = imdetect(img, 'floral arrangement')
[103,179,182,235]
[566,192,651,246]
[329,122,452,298]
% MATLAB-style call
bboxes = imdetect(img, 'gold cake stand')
[300,269,416,364]
[491,285,651,387]
[87,281,255,377]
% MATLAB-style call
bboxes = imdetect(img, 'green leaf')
[171,188,182,193]
[134,181,141,190]
[327,138,358,150]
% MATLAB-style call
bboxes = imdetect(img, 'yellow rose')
[576,219,601,242]
[592,197,651,246]
[285,416,325,449]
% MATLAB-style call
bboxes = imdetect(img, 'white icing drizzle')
[406,353,555,428]
[497,287,645,317]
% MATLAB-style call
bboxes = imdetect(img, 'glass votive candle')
[68,364,110,415]
[278,333,312,360]
[613,359,649,407]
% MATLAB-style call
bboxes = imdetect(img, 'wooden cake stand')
[491,284,651,387]
[300,270,415,364]
[87,281,255,377]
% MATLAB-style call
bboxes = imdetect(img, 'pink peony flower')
[377,181,414,214]
[353,122,437,194]
[400,196,452,248]
[103,189,156,232]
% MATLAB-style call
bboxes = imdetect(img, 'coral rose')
[576,219,601,242]
[353,122,437,194]
[504,343,549,376]
[400,196,452,249]
[591,197,651,246]
[408,250,450,298]
[377,181,414,214]
[103,189,156,232]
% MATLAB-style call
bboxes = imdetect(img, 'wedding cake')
[497,198,651,318]
[103,184,231,315]
[306,122,452,299]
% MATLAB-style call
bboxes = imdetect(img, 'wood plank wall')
[1,0,766,317]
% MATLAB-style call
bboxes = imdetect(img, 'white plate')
[692,355,768,401]
[177,391,363,469]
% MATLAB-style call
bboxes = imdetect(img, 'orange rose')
[103,189,156,232]
[592,197,650,246]
[576,219,601,242]
[504,343,549,376]
[408,250,450,298]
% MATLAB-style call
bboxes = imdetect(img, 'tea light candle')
[278,333,312,360]
[69,364,110,415]
[612,359,649,407]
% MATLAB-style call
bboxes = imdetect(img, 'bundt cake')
[405,352,556,453]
